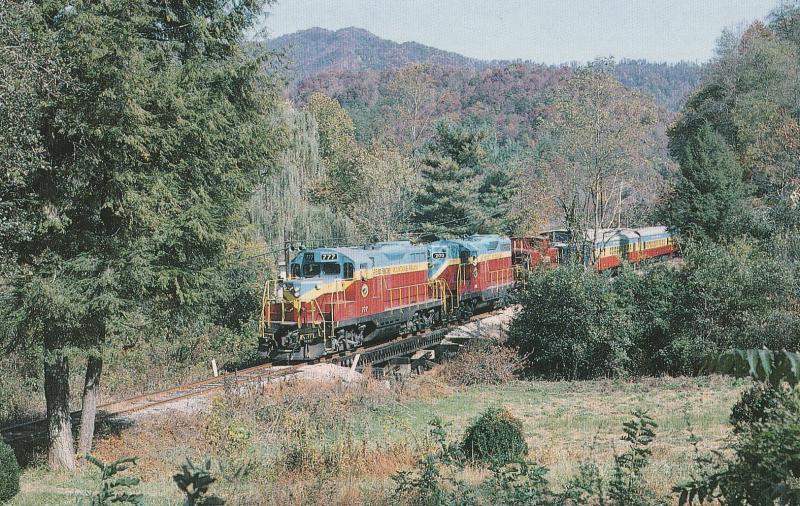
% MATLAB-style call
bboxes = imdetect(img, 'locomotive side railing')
[260,279,290,334]
[385,281,430,307]
[429,278,451,316]
[487,267,515,298]
[487,267,515,287]
[381,278,451,315]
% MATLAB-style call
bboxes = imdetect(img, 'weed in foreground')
[85,455,143,505]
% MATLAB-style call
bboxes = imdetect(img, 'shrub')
[509,265,635,380]
[661,240,796,374]
[461,407,527,466]
[205,398,252,461]
[174,458,224,506]
[0,441,19,504]
[392,418,473,506]
[394,412,662,505]
[729,383,786,434]
[562,411,660,505]
[483,461,552,506]
[608,410,658,505]
[677,387,800,505]
[86,455,143,505]
[511,239,798,379]
[438,338,520,386]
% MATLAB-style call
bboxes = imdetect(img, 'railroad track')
[1,309,506,446]
[1,363,304,446]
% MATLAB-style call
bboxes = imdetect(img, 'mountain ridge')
[269,26,705,111]
[269,26,487,81]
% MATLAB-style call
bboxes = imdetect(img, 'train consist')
[259,226,677,361]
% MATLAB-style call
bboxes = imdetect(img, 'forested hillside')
[270,27,705,112]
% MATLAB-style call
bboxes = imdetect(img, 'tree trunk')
[77,354,102,458]
[44,342,76,470]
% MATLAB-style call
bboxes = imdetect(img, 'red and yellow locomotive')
[259,235,515,360]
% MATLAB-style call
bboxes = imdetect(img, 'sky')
[261,0,781,64]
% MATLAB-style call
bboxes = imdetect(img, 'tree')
[677,350,800,505]
[305,92,363,212]
[411,122,486,241]
[535,61,663,260]
[249,106,360,254]
[304,92,421,243]
[770,1,800,47]
[661,126,752,241]
[382,64,443,157]
[350,145,419,241]
[669,20,800,228]
[478,167,516,235]
[0,0,282,469]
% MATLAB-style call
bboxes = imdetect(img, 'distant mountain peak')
[269,26,485,82]
[335,26,376,36]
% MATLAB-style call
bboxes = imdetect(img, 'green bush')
[174,458,225,506]
[677,387,800,505]
[392,418,474,506]
[562,411,661,505]
[729,383,786,434]
[509,265,635,380]
[510,239,798,379]
[483,461,552,506]
[461,408,528,466]
[394,413,663,504]
[661,240,796,374]
[0,441,19,503]
[87,455,143,505]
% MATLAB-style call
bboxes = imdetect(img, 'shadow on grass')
[7,412,135,468]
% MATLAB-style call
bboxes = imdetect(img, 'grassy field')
[9,373,743,505]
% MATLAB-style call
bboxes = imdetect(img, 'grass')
[372,374,741,491]
[7,374,743,505]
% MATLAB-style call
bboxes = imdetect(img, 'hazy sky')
[262,0,781,64]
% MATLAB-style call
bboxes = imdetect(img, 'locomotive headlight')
[292,286,300,296]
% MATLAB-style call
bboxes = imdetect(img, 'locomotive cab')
[262,248,364,361]
[261,241,440,361]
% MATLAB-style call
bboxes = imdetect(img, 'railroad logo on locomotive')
[361,283,369,297]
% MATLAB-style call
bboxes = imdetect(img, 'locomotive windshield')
[301,262,340,277]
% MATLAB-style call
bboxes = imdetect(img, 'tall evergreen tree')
[661,126,751,241]
[0,0,282,469]
[478,167,515,235]
[412,122,486,241]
